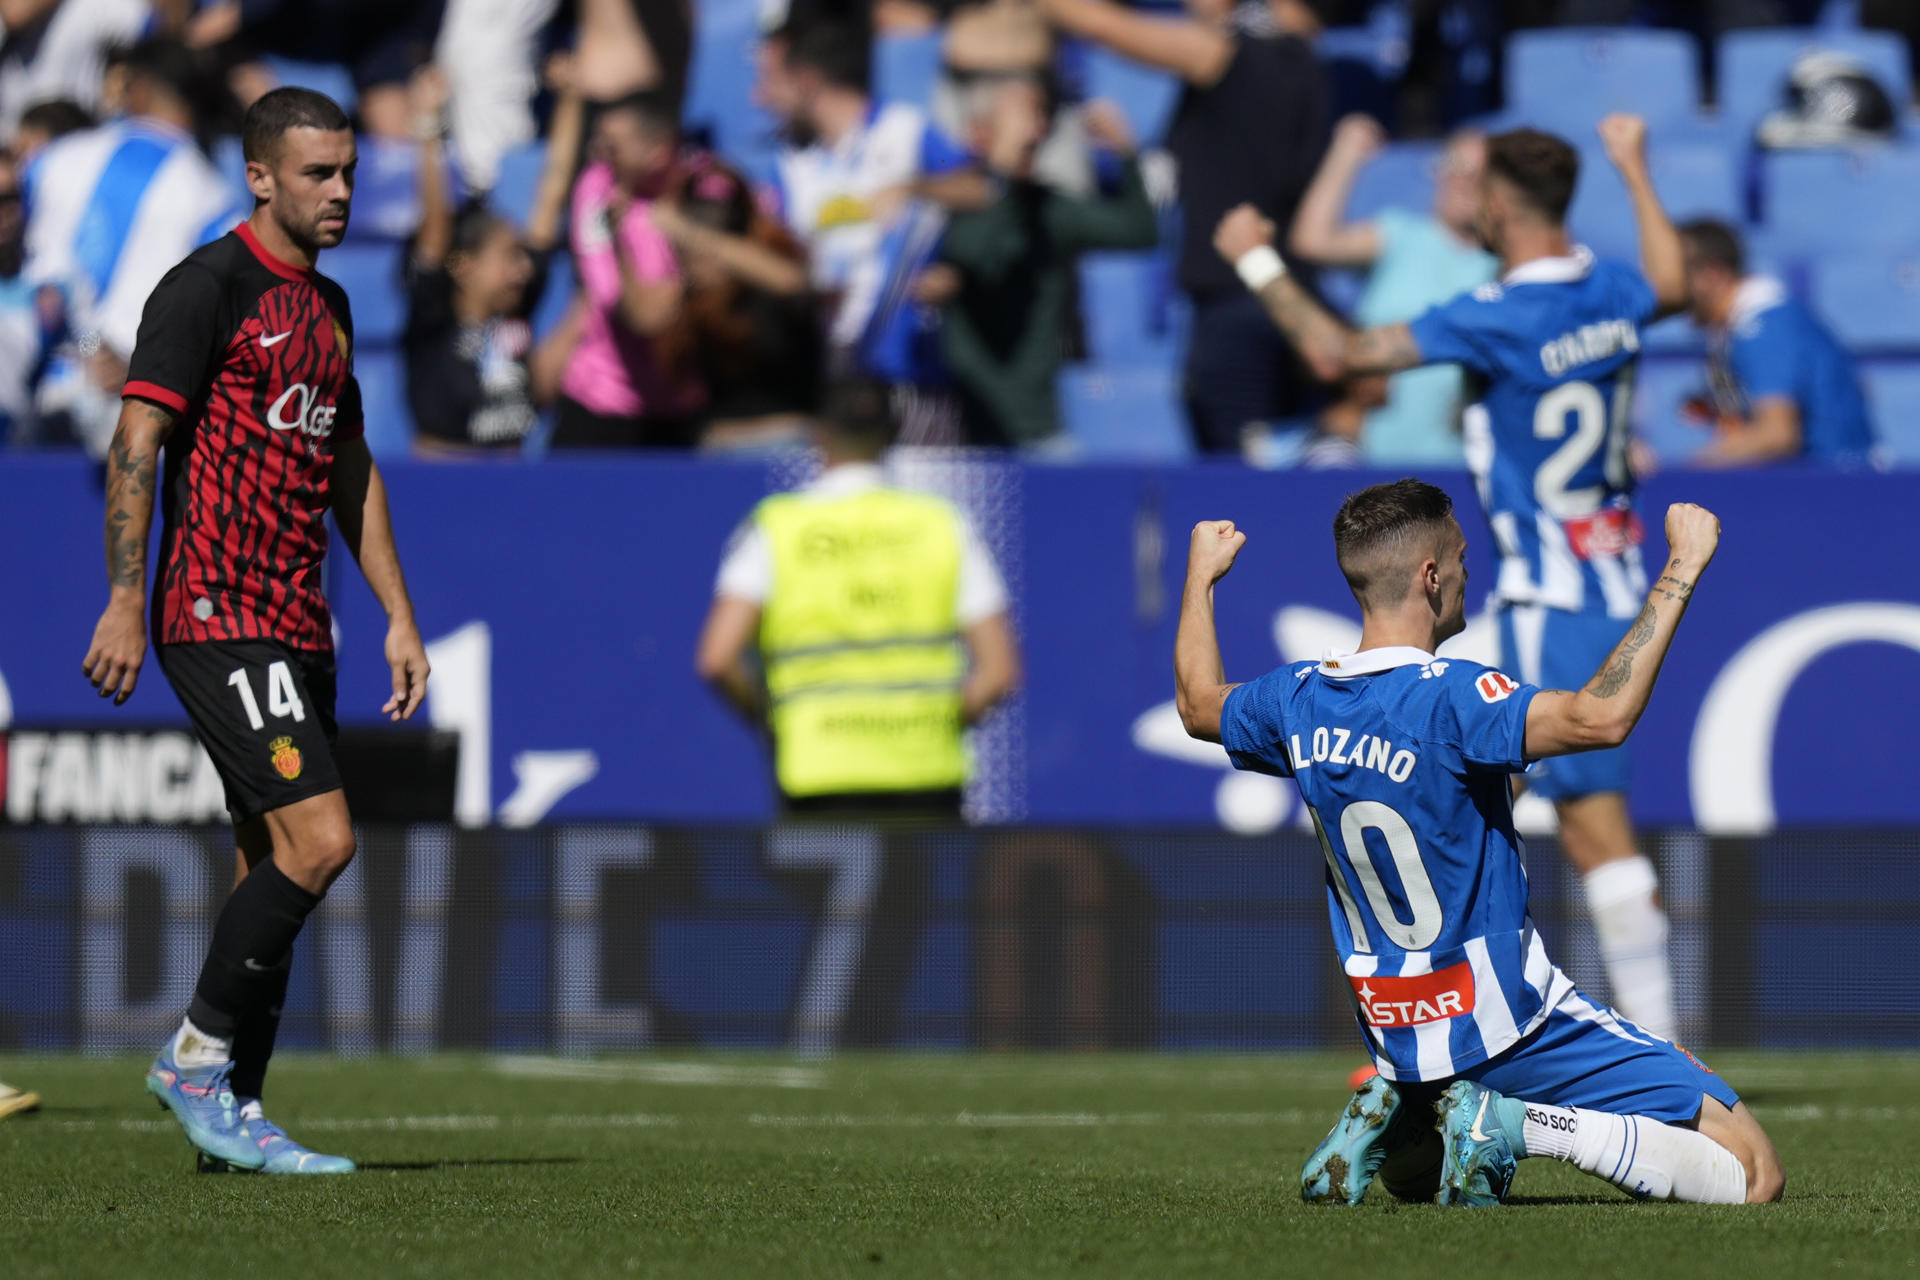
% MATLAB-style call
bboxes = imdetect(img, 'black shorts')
[157,639,343,822]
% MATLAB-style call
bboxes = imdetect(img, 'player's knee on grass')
[1698,1097,1785,1203]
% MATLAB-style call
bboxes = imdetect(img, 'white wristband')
[1235,245,1286,292]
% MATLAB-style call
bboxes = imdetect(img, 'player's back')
[1222,647,1571,1081]
[1410,249,1659,617]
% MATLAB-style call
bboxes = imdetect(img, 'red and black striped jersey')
[123,221,365,653]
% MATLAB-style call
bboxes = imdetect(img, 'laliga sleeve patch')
[1476,671,1519,703]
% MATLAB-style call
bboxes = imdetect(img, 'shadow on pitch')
[356,1156,589,1172]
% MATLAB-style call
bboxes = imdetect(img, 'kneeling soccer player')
[1174,480,1783,1205]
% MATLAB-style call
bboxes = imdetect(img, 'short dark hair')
[1333,479,1456,608]
[242,86,351,164]
[17,98,92,142]
[1486,128,1579,224]
[598,89,680,142]
[785,19,871,94]
[1679,218,1744,275]
[822,377,896,452]
[111,37,202,105]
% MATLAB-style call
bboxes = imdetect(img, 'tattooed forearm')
[1653,573,1696,603]
[1589,600,1658,698]
[1256,274,1351,373]
[101,402,172,594]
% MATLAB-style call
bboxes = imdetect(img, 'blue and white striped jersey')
[1222,646,1574,1082]
[23,118,245,358]
[1409,248,1656,619]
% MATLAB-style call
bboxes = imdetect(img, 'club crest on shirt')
[332,319,350,361]
[269,736,302,780]
[1477,671,1519,703]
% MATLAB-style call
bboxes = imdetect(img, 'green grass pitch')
[4,1051,1917,1278]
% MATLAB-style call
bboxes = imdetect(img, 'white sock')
[171,1018,232,1069]
[1520,1101,1747,1203]
[1584,855,1676,1040]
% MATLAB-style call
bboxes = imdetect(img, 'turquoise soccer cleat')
[1300,1073,1408,1204]
[1434,1079,1517,1207]
[233,1112,356,1174]
[145,1049,264,1171]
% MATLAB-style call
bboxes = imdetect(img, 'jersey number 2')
[1308,800,1443,952]
[1533,374,1632,519]
[228,662,307,731]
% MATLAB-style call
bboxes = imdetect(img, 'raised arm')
[331,435,429,720]
[608,189,684,336]
[1037,0,1234,87]
[1288,114,1387,268]
[1597,113,1687,320]
[1176,520,1247,742]
[409,67,455,271]
[1214,203,1424,381]
[525,53,587,253]
[1694,397,1803,466]
[1523,503,1720,757]
[82,398,176,704]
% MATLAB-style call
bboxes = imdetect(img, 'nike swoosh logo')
[243,958,272,972]
[1468,1092,1494,1142]
[259,331,293,348]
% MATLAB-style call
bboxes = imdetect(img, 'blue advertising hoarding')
[2,454,1916,831]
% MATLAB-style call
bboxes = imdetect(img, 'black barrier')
[1,825,1914,1052]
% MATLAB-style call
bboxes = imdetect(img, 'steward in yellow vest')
[698,380,1021,817]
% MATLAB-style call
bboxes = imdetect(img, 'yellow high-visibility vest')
[754,486,968,797]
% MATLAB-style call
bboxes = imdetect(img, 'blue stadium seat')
[1569,142,1738,264]
[1344,143,1439,223]
[1859,360,1920,465]
[1717,29,1910,148]
[874,32,943,111]
[325,241,407,348]
[1811,255,1920,349]
[262,57,357,116]
[1059,364,1190,460]
[1632,353,1711,465]
[1761,147,1920,258]
[1082,46,1181,145]
[1079,251,1176,364]
[1504,29,1701,136]
[489,140,547,228]
[352,348,415,457]
[684,0,777,174]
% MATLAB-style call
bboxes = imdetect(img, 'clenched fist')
[1213,203,1276,266]
[1188,520,1248,585]
[1597,113,1649,172]
[1663,502,1720,570]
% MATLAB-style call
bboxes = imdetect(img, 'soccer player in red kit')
[81,88,429,1174]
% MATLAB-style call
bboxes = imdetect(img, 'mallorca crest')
[269,735,302,780]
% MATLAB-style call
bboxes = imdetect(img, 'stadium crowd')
[0,0,1911,464]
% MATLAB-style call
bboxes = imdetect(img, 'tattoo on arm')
[1653,574,1695,603]
[1347,324,1420,374]
[1256,274,1353,374]
[102,402,172,591]
[1588,600,1658,698]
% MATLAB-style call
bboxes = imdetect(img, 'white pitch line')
[488,1056,825,1089]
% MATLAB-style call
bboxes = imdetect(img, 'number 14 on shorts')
[228,661,307,730]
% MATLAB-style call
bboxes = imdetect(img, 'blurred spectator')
[554,91,700,447]
[1678,219,1877,468]
[649,157,821,454]
[1288,115,1495,464]
[185,0,441,140]
[765,21,968,357]
[0,154,51,444]
[23,36,243,454]
[432,0,558,191]
[935,0,1094,197]
[404,63,584,454]
[1037,0,1332,455]
[924,85,1155,448]
[0,0,149,132]
[12,96,91,162]
[571,0,690,112]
